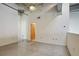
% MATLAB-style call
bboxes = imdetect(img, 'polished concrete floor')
[0,41,70,56]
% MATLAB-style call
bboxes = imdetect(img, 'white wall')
[0,3,28,46]
[28,3,69,46]
[0,3,19,46]
[0,4,19,38]
[69,12,79,34]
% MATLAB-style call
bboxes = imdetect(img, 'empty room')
[0,3,79,56]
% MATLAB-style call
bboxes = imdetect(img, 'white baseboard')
[27,39,66,46]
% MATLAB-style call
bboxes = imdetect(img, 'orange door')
[31,23,36,41]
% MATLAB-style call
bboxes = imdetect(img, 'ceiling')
[16,3,56,12]
[16,3,44,7]
[15,3,62,15]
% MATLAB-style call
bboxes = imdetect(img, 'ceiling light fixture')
[29,5,36,11]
